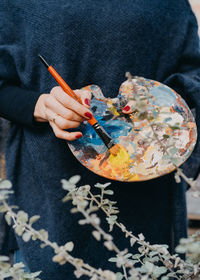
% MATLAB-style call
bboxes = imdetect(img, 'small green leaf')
[130,237,136,247]
[149,251,159,257]
[92,231,101,241]
[22,232,32,242]
[151,256,159,262]
[132,254,141,259]
[124,253,132,259]
[40,243,48,249]
[23,271,42,278]
[5,213,11,225]
[13,262,25,269]
[0,180,12,189]
[175,245,186,254]
[0,256,9,262]
[116,272,123,280]
[104,190,114,195]
[108,257,117,262]
[29,215,40,225]
[144,261,154,272]
[15,225,24,236]
[38,229,48,241]
[32,233,38,241]
[0,205,7,213]
[94,182,111,189]
[161,277,169,280]
[69,175,81,185]
[106,215,117,225]
[17,210,28,224]
[64,241,74,252]
[138,233,145,240]
[153,266,167,278]
[61,179,76,191]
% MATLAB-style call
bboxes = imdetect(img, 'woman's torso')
[1,1,190,278]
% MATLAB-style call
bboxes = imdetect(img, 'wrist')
[34,94,48,122]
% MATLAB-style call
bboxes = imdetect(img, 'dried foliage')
[0,175,199,280]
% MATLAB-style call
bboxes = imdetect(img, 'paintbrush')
[38,54,120,155]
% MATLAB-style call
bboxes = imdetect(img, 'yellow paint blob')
[108,144,131,167]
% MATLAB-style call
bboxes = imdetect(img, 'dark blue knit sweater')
[0,1,200,279]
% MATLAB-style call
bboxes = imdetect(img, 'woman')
[0,1,200,279]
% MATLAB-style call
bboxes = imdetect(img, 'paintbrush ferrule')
[92,122,115,149]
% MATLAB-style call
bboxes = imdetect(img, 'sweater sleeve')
[0,11,42,128]
[163,5,200,179]
[0,85,42,127]
[0,51,42,127]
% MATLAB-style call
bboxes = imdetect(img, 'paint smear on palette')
[68,77,197,182]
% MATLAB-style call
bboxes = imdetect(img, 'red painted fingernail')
[84,112,93,119]
[76,134,82,139]
[123,105,131,111]
[85,98,90,106]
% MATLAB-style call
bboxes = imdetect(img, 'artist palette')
[68,77,197,182]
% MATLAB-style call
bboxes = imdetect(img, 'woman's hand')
[122,100,136,114]
[34,86,92,141]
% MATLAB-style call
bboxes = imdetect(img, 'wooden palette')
[68,77,197,182]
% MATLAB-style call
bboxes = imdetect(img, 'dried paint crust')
[68,77,197,182]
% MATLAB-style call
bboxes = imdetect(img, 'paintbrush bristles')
[109,144,121,156]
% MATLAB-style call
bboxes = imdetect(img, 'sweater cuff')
[0,85,43,127]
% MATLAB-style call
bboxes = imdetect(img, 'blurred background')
[190,0,200,35]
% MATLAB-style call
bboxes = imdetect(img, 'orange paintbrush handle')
[39,54,115,151]
[48,66,97,126]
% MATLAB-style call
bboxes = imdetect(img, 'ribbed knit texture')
[0,1,200,279]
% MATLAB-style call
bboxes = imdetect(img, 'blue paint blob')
[150,86,177,106]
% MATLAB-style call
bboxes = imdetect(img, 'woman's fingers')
[47,109,82,141]
[122,100,136,114]
[45,95,84,122]
[73,89,92,108]
[49,121,82,141]
[50,86,93,120]
[45,109,81,130]
[39,86,94,141]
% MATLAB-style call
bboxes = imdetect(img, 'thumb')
[73,88,92,108]
[122,100,136,114]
